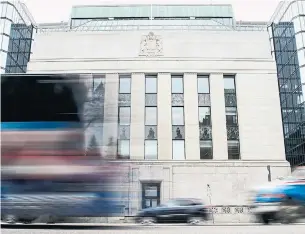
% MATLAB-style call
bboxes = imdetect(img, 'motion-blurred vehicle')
[249,166,305,224]
[1,158,125,224]
[1,74,126,224]
[135,198,211,225]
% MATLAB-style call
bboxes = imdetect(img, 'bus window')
[1,75,82,123]
[1,75,86,158]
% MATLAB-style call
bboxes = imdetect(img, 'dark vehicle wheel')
[20,218,35,224]
[277,199,299,224]
[261,213,272,225]
[140,217,156,225]
[187,216,204,225]
[46,215,57,224]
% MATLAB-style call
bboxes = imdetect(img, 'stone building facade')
[27,28,291,218]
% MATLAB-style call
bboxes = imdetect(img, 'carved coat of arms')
[139,32,163,57]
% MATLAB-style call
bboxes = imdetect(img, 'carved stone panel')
[225,93,237,106]
[145,125,157,139]
[199,125,212,140]
[227,126,239,140]
[198,94,211,106]
[145,94,157,106]
[119,94,131,107]
[172,126,185,139]
[171,94,184,106]
[208,205,252,214]
[139,32,163,57]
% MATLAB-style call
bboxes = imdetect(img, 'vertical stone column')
[103,73,119,159]
[157,73,172,160]
[235,73,286,160]
[184,73,200,160]
[130,73,145,160]
[210,73,228,160]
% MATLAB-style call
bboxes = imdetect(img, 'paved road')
[2,224,305,234]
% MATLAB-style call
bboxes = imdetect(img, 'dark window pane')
[199,107,211,125]
[224,94,237,106]
[227,126,239,140]
[200,140,213,159]
[226,107,238,125]
[228,140,240,159]
[199,126,212,140]
[1,75,82,122]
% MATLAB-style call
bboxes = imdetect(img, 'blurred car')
[135,198,211,225]
[249,166,305,224]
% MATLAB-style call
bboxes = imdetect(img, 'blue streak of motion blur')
[1,74,127,223]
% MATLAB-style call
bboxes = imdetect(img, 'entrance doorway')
[141,182,160,209]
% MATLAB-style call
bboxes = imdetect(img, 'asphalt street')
[2,224,305,234]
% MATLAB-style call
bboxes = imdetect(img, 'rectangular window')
[199,107,211,126]
[145,75,157,93]
[118,126,130,140]
[172,140,185,160]
[119,107,131,125]
[145,74,158,161]
[171,75,184,93]
[198,75,213,159]
[145,140,158,160]
[145,126,157,139]
[197,75,210,93]
[119,75,131,93]
[145,107,157,125]
[93,75,105,91]
[145,94,157,106]
[118,140,130,159]
[224,75,240,160]
[228,140,240,160]
[172,107,184,125]
[225,107,238,125]
[200,140,213,159]
[171,75,185,160]
[224,76,236,93]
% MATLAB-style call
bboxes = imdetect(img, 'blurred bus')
[1,74,126,224]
